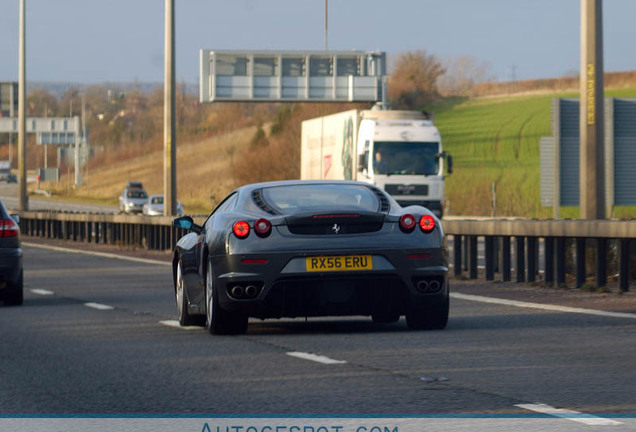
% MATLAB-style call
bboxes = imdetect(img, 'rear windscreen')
[128,190,148,199]
[260,184,379,214]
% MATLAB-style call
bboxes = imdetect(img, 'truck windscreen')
[372,141,440,175]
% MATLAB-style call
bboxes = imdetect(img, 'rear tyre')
[175,262,203,326]
[4,270,24,306]
[406,294,449,330]
[371,312,400,324]
[205,260,248,335]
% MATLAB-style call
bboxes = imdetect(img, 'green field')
[425,88,636,218]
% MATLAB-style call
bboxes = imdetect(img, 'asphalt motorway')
[1,245,636,426]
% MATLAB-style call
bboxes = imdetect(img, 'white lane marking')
[31,289,54,296]
[451,292,636,320]
[287,351,347,365]
[516,403,623,426]
[159,320,201,330]
[23,242,171,267]
[84,302,114,311]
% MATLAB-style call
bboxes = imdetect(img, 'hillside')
[42,84,636,218]
[426,87,636,217]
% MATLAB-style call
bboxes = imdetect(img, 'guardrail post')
[620,239,630,292]
[596,238,607,288]
[544,237,554,284]
[154,226,159,250]
[485,236,495,281]
[502,236,511,281]
[469,235,478,279]
[576,238,586,288]
[494,237,500,273]
[527,237,537,283]
[453,235,462,277]
[462,235,469,271]
[556,238,566,287]
[516,236,525,282]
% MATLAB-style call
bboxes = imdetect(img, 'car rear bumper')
[0,248,22,289]
[210,248,448,319]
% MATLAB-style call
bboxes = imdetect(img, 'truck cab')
[356,110,451,218]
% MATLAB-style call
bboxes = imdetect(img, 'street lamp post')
[580,0,605,219]
[18,0,27,211]
[164,0,176,216]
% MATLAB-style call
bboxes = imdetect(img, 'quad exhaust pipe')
[228,283,262,299]
[416,280,429,293]
[231,285,244,298]
[244,285,258,297]
[429,280,441,292]
[415,278,443,294]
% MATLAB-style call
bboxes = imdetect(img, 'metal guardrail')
[443,219,634,292]
[17,212,634,292]
[17,211,207,253]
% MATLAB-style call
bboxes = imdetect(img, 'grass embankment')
[426,88,636,218]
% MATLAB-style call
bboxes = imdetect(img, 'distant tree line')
[4,51,490,179]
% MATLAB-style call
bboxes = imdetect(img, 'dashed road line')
[451,292,636,320]
[287,351,347,365]
[30,289,54,296]
[23,242,171,267]
[516,403,623,426]
[159,320,202,330]
[84,302,115,311]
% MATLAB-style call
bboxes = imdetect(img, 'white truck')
[300,108,452,217]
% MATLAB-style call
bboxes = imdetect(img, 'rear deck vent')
[251,190,278,215]
[371,188,391,213]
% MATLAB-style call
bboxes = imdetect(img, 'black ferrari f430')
[172,180,448,334]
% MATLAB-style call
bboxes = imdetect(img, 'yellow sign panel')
[306,255,372,272]
[586,63,595,125]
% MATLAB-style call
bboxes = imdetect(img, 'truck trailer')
[300,108,452,217]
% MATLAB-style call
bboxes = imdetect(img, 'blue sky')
[1,0,635,84]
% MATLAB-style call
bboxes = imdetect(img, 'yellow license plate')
[306,255,372,272]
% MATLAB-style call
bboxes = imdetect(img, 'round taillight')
[233,221,250,238]
[254,218,271,237]
[399,214,416,232]
[419,215,436,233]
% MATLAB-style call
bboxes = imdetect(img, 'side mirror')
[173,216,202,234]
[447,154,453,174]
[357,153,367,173]
[10,214,20,224]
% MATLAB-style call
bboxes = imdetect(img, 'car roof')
[236,179,379,194]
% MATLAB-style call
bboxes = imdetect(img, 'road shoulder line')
[452,292,636,320]
[23,242,171,267]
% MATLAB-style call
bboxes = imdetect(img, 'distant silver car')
[143,194,184,216]
[119,187,149,214]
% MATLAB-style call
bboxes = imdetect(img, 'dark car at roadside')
[0,199,23,306]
